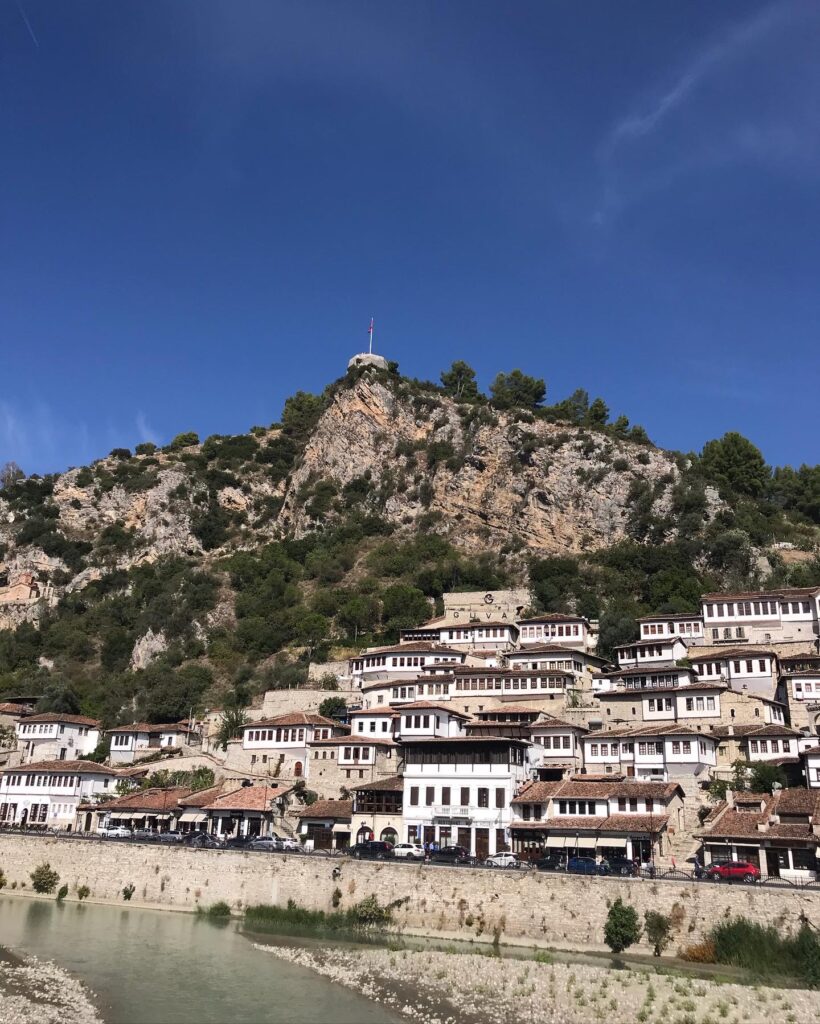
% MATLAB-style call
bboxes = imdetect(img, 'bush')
[77,885,90,900]
[0,868,6,889]
[56,884,69,902]
[203,901,231,919]
[169,431,200,450]
[135,442,157,455]
[644,910,672,956]
[122,884,136,901]
[30,863,60,894]
[604,897,641,954]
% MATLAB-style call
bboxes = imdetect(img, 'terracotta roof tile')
[102,787,192,812]
[351,775,404,793]
[0,759,117,775]
[510,813,669,834]
[205,784,292,811]
[243,712,340,730]
[297,799,352,820]
[22,712,100,727]
[107,722,196,735]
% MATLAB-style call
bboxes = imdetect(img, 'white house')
[803,746,820,789]
[16,713,101,765]
[238,712,342,778]
[395,701,469,739]
[349,642,466,688]
[516,613,592,651]
[526,715,587,777]
[689,648,778,697]
[107,722,201,764]
[0,759,118,829]
[638,613,705,643]
[401,620,519,652]
[700,588,820,645]
[777,654,820,736]
[400,735,533,857]
[614,637,689,669]
[582,724,718,781]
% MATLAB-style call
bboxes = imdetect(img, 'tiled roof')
[351,775,404,793]
[712,724,801,739]
[510,813,669,834]
[776,788,819,816]
[614,638,686,650]
[101,787,192,812]
[452,664,574,677]
[243,712,340,730]
[309,735,395,747]
[698,789,820,841]
[689,648,776,662]
[526,716,589,733]
[297,799,352,820]
[358,642,464,656]
[517,613,587,624]
[21,712,100,727]
[0,759,117,775]
[178,784,229,807]
[107,722,196,735]
[594,663,690,679]
[349,706,398,717]
[395,701,470,718]
[0,702,29,715]
[205,784,292,811]
[637,612,701,622]
[702,587,820,601]
[513,778,682,802]
[592,722,711,739]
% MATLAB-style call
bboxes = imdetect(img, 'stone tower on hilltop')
[348,317,389,371]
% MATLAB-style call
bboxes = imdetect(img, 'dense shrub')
[30,863,60,894]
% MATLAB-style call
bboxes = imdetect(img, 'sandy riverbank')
[0,947,103,1024]
[256,943,819,1024]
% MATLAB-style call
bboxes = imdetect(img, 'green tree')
[318,696,347,719]
[489,370,546,410]
[30,863,60,894]
[380,584,430,631]
[337,595,379,639]
[281,391,325,444]
[587,397,609,426]
[0,462,25,489]
[215,705,249,751]
[700,432,771,497]
[169,431,200,450]
[295,612,329,654]
[604,897,642,954]
[135,442,157,456]
[644,910,672,956]
[440,361,479,401]
[36,683,81,715]
[748,761,787,794]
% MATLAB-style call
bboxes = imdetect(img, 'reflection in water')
[0,897,399,1024]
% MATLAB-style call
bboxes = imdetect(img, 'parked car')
[535,853,566,872]
[566,856,605,876]
[247,836,279,852]
[99,825,132,839]
[704,859,760,883]
[429,845,471,865]
[278,837,302,853]
[131,828,158,842]
[181,832,222,849]
[349,840,395,860]
[224,835,253,850]
[156,831,183,844]
[603,857,636,877]
[484,851,520,869]
[392,843,425,860]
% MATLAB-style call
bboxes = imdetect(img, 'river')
[0,896,402,1024]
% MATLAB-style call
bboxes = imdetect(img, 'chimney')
[727,724,734,737]
[725,788,735,808]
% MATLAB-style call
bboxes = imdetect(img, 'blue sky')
[2,0,819,475]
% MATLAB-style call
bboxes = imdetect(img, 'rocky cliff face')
[0,371,713,626]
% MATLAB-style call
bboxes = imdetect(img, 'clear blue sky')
[2,0,819,475]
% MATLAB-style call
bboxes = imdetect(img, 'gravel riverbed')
[0,948,103,1024]
[256,943,819,1024]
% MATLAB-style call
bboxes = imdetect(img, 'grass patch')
[244,895,397,933]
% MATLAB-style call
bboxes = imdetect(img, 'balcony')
[432,805,472,821]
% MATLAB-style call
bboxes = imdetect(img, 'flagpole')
[368,317,374,355]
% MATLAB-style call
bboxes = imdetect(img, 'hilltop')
[0,360,817,726]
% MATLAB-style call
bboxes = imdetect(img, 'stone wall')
[1,835,817,953]
[259,687,359,718]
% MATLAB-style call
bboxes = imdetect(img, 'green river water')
[0,896,402,1024]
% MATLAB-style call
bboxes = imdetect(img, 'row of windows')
[642,621,701,636]
[695,660,768,677]
[2,774,86,788]
[540,735,572,750]
[408,785,505,808]
[750,739,791,753]
[556,800,597,815]
[404,714,441,729]
[647,698,673,712]
[793,681,820,695]
[520,624,582,638]
[684,696,717,711]
[705,600,811,618]
[453,676,568,692]
[624,674,681,689]
[356,720,391,733]
[404,747,525,766]
[446,627,510,639]
[246,728,306,743]
[342,746,372,761]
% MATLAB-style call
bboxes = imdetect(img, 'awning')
[574,837,597,849]
[108,812,130,820]
[598,837,628,849]
[179,811,207,823]
[544,836,567,848]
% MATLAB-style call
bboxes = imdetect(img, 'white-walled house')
[516,613,593,651]
[349,642,466,688]
[400,735,533,857]
[689,648,778,697]
[614,637,689,669]
[238,712,342,777]
[700,588,820,645]
[777,654,820,736]
[0,759,118,829]
[401,621,519,652]
[509,777,686,865]
[526,716,587,777]
[395,701,469,739]
[107,722,201,764]
[16,713,101,765]
[803,746,820,789]
[581,724,718,782]
[638,613,705,644]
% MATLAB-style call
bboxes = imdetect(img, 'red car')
[704,859,760,883]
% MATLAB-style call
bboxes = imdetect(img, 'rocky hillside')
[0,362,816,725]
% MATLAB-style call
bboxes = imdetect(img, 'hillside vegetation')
[0,360,817,728]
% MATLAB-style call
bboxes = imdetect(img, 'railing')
[432,805,472,818]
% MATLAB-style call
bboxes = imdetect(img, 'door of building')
[475,828,490,859]
[423,825,435,845]
[765,849,781,878]
[457,827,471,848]
[626,765,635,777]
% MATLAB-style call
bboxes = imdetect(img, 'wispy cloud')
[594,0,820,225]
[136,411,159,446]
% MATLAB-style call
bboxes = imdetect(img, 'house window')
[441,787,451,806]
[495,788,504,809]
[410,787,419,806]
[460,787,469,806]
[477,788,489,808]
[425,786,434,806]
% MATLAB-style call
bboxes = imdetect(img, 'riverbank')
[256,943,820,1024]
[0,946,103,1024]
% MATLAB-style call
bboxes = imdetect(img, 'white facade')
[402,622,518,652]
[582,729,717,780]
[16,715,100,765]
[349,709,396,739]
[396,704,467,739]
[241,714,340,776]
[615,637,688,669]
[108,724,198,764]
[0,761,117,829]
[401,738,533,856]
[804,748,820,789]
[701,589,820,645]
[349,644,466,688]
[516,616,590,650]
[639,615,704,642]
[691,651,777,696]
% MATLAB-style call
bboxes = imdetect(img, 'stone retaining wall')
[1,834,817,952]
